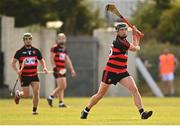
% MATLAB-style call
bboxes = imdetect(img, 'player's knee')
[64,86,67,90]
[58,87,63,91]
[64,85,67,89]
[33,90,39,96]
[56,86,61,91]
[129,86,138,94]
[59,85,66,91]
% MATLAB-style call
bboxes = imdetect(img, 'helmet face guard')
[115,23,128,31]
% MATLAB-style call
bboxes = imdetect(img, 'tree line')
[133,0,180,45]
[0,0,105,35]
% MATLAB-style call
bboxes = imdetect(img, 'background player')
[47,33,76,108]
[11,33,48,115]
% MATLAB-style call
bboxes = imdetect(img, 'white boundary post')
[136,57,164,97]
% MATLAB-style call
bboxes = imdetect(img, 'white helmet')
[57,33,66,38]
[23,32,32,38]
[115,22,128,31]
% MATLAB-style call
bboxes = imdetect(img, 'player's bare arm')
[11,58,22,76]
[129,34,141,52]
[65,55,76,77]
[11,58,18,73]
[50,52,56,68]
[39,58,48,74]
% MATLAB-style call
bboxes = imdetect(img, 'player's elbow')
[129,45,140,52]
[11,61,15,68]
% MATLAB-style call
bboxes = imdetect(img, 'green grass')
[0,97,180,125]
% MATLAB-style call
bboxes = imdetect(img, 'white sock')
[59,102,64,106]
[48,96,53,100]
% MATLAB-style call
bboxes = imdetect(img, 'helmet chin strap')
[119,35,127,39]
[57,43,65,46]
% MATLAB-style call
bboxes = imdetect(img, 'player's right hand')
[17,69,22,76]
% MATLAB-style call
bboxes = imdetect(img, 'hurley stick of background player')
[10,59,26,96]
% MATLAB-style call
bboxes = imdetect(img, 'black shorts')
[20,75,39,87]
[102,70,130,85]
[53,72,66,79]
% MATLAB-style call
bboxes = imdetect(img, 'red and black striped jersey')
[104,35,130,73]
[14,46,43,77]
[51,44,67,70]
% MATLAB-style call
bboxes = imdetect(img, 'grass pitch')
[0,97,180,125]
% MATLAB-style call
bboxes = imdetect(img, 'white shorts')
[161,73,174,81]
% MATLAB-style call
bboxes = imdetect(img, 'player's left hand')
[132,25,144,38]
[43,67,48,74]
[71,69,76,77]
[17,69,22,76]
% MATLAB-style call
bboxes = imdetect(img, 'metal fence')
[65,36,98,96]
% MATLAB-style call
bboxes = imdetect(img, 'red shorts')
[102,70,130,85]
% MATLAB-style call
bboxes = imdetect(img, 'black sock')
[139,108,144,115]
[50,95,54,98]
[33,107,37,112]
[59,100,63,103]
[84,107,90,112]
